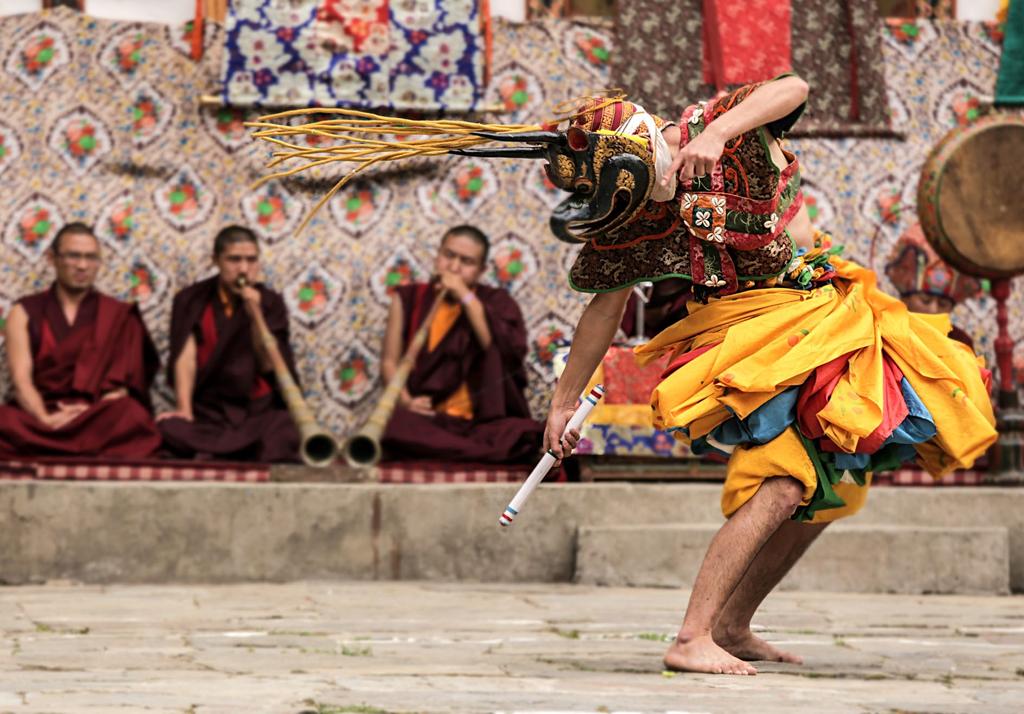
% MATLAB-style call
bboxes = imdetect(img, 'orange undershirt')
[426,299,474,420]
[218,284,236,318]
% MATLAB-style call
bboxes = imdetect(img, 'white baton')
[499,384,605,527]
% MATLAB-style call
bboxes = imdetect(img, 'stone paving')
[0,582,1021,713]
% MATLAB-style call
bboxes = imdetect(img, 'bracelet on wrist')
[460,291,478,306]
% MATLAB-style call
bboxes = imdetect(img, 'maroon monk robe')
[158,276,300,462]
[0,285,161,458]
[381,283,544,463]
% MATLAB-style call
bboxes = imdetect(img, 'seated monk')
[0,222,160,458]
[381,225,543,463]
[157,225,301,462]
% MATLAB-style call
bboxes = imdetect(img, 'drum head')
[934,121,1024,278]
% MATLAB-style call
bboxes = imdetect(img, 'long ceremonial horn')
[343,287,450,468]
[238,276,339,467]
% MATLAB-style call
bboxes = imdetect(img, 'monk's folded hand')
[544,405,579,464]
[156,409,194,423]
[100,388,128,402]
[42,402,89,430]
[405,394,435,418]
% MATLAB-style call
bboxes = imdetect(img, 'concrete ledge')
[0,482,1022,591]
[575,523,1011,595]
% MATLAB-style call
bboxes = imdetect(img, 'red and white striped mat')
[0,458,268,482]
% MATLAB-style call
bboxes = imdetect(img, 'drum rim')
[920,118,1024,279]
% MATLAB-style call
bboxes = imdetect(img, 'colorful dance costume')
[526,75,996,522]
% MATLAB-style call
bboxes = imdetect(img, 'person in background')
[380,225,543,463]
[0,222,160,458]
[157,225,301,462]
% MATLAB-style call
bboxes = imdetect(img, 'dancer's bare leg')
[714,519,829,663]
[663,476,805,675]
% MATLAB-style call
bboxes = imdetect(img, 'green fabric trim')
[756,125,782,183]
[702,242,722,279]
[793,431,848,523]
[723,177,799,233]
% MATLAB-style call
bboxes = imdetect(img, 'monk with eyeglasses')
[0,222,161,458]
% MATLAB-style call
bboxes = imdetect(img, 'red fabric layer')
[798,352,909,454]
[660,342,721,380]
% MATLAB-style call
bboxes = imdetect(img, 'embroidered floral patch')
[5,22,71,90]
[240,181,305,243]
[324,340,378,408]
[99,25,149,87]
[95,192,138,256]
[129,82,174,148]
[4,194,64,260]
[328,181,392,238]
[153,165,216,231]
[489,234,538,295]
[47,107,112,176]
[285,263,345,329]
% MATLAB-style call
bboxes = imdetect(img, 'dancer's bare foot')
[663,634,757,675]
[714,628,803,664]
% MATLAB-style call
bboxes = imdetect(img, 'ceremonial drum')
[918,113,1024,279]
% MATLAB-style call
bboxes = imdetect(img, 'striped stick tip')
[498,506,517,527]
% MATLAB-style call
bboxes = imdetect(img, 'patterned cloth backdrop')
[0,7,1019,442]
[222,0,486,110]
[614,0,894,136]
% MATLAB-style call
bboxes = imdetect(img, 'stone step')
[2,482,1022,589]
[575,523,1011,595]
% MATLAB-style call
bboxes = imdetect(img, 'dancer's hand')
[544,404,580,465]
[663,124,726,185]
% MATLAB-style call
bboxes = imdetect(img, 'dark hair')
[213,224,259,256]
[51,222,97,254]
[442,224,489,264]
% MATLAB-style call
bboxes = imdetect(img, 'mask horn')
[449,146,548,159]
[470,130,566,145]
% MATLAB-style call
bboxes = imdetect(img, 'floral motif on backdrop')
[0,8,1020,441]
[221,0,486,110]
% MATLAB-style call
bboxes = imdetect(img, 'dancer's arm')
[662,75,809,184]
[544,288,630,459]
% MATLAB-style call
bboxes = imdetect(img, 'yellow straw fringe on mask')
[246,96,625,234]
